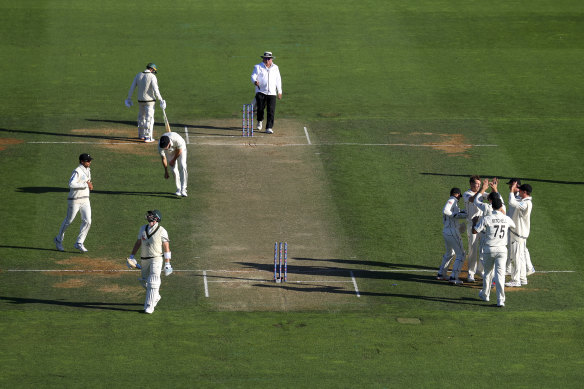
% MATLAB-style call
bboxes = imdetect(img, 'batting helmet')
[146,63,158,73]
[146,209,162,223]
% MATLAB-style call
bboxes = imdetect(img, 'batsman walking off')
[125,63,167,143]
[127,210,173,314]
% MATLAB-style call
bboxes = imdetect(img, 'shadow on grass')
[16,187,179,198]
[253,283,484,305]
[86,119,241,136]
[0,245,60,252]
[0,127,144,142]
[421,172,584,185]
[0,296,142,312]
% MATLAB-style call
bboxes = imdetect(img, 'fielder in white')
[505,178,535,277]
[125,63,166,143]
[127,210,173,314]
[437,187,467,284]
[473,197,515,307]
[54,153,93,253]
[158,132,188,197]
[463,175,484,282]
[506,182,533,287]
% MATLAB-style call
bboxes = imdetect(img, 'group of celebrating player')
[438,175,534,307]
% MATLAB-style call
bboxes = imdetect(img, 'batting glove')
[160,99,167,110]
[126,255,141,269]
[125,98,133,108]
[164,262,173,276]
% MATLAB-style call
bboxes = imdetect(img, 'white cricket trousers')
[57,199,91,245]
[466,224,484,278]
[440,229,465,279]
[138,102,155,139]
[509,235,528,284]
[481,249,507,305]
[171,149,188,194]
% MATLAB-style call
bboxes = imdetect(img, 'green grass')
[1,0,584,387]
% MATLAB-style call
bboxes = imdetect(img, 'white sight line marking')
[304,126,312,145]
[203,270,209,298]
[185,126,190,144]
[350,271,361,298]
[26,141,498,147]
[4,269,574,273]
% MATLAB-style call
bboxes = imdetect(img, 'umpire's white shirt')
[251,62,282,96]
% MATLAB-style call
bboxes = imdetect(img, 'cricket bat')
[162,107,171,132]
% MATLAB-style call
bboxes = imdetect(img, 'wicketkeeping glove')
[126,255,141,269]
[125,98,133,108]
[164,262,173,276]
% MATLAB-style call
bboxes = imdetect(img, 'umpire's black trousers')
[255,93,277,129]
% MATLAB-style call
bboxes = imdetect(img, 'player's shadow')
[0,296,142,312]
[421,172,584,185]
[0,245,60,252]
[86,119,241,136]
[253,283,484,305]
[237,257,446,287]
[0,126,144,142]
[16,187,179,198]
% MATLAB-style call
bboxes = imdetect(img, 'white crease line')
[351,271,361,298]
[4,269,574,273]
[203,270,209,297]
[304,126,312,145]
[26,141,498,147]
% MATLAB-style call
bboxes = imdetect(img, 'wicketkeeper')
[127,210,173,314]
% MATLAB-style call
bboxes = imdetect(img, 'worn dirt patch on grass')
[55,257,124,274]
[421,133,472,156]
[0,137,24,150]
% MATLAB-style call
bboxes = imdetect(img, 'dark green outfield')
[1,0,583,387]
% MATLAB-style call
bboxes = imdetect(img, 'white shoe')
[467,276,475,283]
[505,281,521,287]
[521,280,528,285]
[175,190,182,196]
[257,121,263,130]
[54,237,64,252]
[478,290,489,302]
[449,277,463,285]
[527,267,536,276]
[266,128,273,134]
[497,302,505,307]
[181,191,188,197]
[74,243,88,253]
[144,306,154,314]
[144,137,156,143]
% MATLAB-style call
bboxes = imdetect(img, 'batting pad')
[145,274,161,312]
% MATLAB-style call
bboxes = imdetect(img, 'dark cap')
[159,135,170,149]
[450,187,462,197]
[518,184,532,194]
[79,153,93,162]
[506,178,521,185]
[491,197,503,210]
